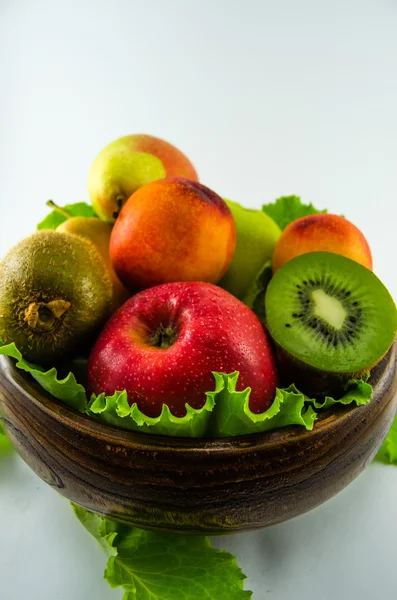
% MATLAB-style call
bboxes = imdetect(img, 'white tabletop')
[1,1,397,599]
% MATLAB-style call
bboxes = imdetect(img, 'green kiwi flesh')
[265,252,397,378]
[0,230,112,365]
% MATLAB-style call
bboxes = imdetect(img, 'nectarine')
[272,213,372,273]
[110,178,236,291]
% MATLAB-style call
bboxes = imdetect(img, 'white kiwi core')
[312,289,346,330]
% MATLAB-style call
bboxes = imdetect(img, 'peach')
[110,178,236,291]
[88,134,198,222]
[272,213,372,273]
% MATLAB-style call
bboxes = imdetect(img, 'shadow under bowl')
[0,346,396,535]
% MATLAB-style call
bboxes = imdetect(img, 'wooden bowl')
[1,346,396,535]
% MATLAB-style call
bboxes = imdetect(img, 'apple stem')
[151,324,177,349]
[46,200,73,219]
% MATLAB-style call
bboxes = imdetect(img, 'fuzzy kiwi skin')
[274,347,372,397]
[269,313,392,398]
[0,230,113,365]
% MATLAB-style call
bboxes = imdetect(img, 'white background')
[1,1,397,599]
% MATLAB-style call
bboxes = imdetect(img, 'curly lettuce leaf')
[0,341,217,437]
[37,201,96,230]
[211,377,316,437]
[0,342,87,412]
[0,342,372,439]
[87,388,216,438]
[375,414,397,465]
[87,375,371,438]
[262,195,327,231]
[309,379,373,410]
[73,504,252,600]
[242,259,272,318]
[211,375,372,437]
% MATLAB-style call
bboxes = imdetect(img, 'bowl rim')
[1,345,395,454]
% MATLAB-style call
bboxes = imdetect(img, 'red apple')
[87,282,278,418]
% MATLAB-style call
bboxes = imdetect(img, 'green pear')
[56,213,130,312]
[88,134,198,222]
[219,200,281,299]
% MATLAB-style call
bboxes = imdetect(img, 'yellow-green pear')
[88,134,198,222]
[57,216,130,312]
[219,200,281,299]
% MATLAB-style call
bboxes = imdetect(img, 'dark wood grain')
[0,346,396,535]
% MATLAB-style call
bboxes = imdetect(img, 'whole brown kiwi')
[0,230,112,365]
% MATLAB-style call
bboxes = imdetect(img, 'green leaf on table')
[73,504,252,600]
[73,505,118,556]
[211,374,372,437]
[0,422,13,455]
[0,342,87,412]
[375,414,397,465]
[37,201,96,230]
[262,195,327,231]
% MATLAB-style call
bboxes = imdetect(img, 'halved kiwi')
[265,252,397,390]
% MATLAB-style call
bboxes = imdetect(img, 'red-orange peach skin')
[110,178,237,291]
[272,213,372,273]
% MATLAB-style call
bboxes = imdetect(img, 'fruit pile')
[0,134,396,437]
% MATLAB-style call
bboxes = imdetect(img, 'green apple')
[88,134,198,222]
[219,200,281,299]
